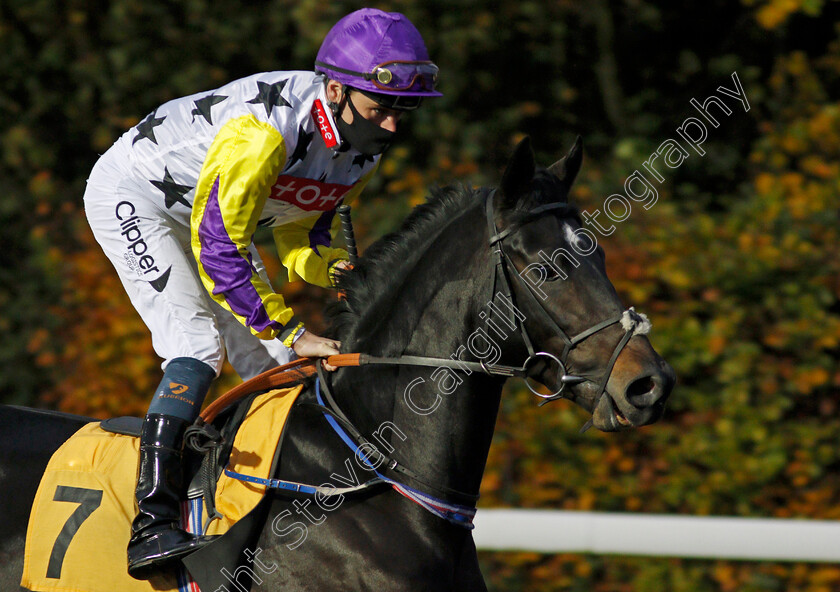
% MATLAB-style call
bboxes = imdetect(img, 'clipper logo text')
[115,201,172,292]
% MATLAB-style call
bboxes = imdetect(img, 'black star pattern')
[133,111,166,145]
[150,167,193,209]
[283,125,314,171]
[191,94,228,125]
[247,80,291,117]
[351,153,375,170]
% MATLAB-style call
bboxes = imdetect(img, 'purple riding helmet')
[315,8,442,112]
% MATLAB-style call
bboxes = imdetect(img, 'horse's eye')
[540,264,562,282]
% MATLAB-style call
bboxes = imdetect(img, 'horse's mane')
[326,183,483,344]
[325,168,567,344]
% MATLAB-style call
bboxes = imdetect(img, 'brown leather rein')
[197,354,362,425]
[197,346,536,425]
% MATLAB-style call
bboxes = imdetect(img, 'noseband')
[484,190,650,416]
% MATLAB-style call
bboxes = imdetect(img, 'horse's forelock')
[530,168,569,206]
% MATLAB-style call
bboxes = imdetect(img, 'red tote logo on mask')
[270,176,353,211]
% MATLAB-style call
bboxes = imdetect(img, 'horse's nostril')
[626,376,659,408]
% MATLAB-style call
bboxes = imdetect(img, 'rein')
[200,189,651,527]
[196,353,520,426]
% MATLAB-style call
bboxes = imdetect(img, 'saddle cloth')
[21,384,303,592]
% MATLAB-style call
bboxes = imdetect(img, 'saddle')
[21,382,304,592]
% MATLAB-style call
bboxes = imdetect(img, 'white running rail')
[473,509,840,562]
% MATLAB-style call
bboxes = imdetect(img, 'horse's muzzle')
[592,355,675,431]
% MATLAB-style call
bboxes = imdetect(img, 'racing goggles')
[366,60,439,92]
[317,59,439,93]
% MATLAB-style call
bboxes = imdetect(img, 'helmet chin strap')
[325,83,348,117]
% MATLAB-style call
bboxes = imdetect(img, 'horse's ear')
[499,136,536,209]
[547,135,583,187]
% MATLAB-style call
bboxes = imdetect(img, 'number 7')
[46,485,103,579]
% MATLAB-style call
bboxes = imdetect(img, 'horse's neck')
[332,205,507,496]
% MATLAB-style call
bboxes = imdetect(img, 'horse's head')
[491,137,675,431]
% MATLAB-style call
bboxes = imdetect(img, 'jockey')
[82,8,441,580]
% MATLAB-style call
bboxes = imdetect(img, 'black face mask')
[335,94,396,156]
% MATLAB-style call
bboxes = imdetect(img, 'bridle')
[311,189,653,517]
[313,189,651,443]
[201,188,653,527]
[483,189,650,419]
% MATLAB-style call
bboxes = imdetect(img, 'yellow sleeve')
[273,160,380,288]
[191,114,299,341]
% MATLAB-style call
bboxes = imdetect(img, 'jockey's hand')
[332,260,354,301]
[292,330,342,371]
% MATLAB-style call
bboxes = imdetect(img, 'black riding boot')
[127,413,209,580]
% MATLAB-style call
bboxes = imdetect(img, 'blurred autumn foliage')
[2,0,839,589]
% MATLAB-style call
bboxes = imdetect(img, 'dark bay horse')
[0,138,674,591]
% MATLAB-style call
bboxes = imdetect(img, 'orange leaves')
[799,155,838,180]
[752,0,803,30]
[30,204,160,417]
[791,367,831,396]
[387,167,427,207]
[712,562,741,592]
[806,106,840,152]
[753,171,776,196]
[707,318,732,357]
[384,149,481,208]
